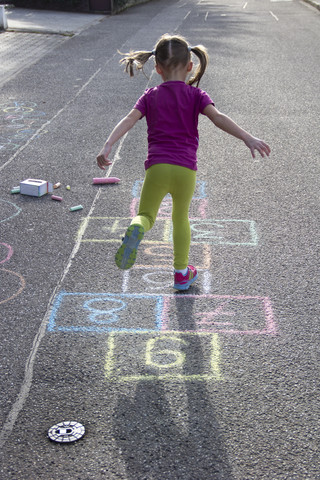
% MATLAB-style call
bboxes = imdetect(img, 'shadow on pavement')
[113,296,235,479]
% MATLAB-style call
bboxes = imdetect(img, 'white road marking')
[269,10,279,20]
[0,67,102,173]
[0,132,128,450]
[0,65,158,449]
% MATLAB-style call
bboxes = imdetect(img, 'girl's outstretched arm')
[97,108,142,170]
[203,104,270,158]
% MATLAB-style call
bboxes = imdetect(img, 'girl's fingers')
[97,154,112,166]
[261,142,271,155]
[256,142,271,158]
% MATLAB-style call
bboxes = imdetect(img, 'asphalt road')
[0,0,319,478]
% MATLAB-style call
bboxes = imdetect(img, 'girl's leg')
[131,164,170,231]
[116,164,169,269]
[170,166,196,270]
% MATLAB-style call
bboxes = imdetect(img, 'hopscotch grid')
[133,244,211,270]
[0,27,274,448]
[48,291,277,336]
[105,332,222,382]
[47,291,165,333]
[79,216,258,246]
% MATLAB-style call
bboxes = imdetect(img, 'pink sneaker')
[173,265,198,290]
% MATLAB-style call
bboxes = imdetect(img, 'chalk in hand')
[70,205,83,211]
[93,177,120,184]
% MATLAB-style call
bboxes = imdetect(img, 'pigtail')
[187,45,209,88]
[118,50,154,77]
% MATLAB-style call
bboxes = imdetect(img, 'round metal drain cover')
[48,421,85,443]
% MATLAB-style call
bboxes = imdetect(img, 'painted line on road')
[269,10,279,20]
[0,133,128,449]
[0,68,102,173]
[0,54,157,449]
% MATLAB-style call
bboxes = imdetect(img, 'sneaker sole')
[115,225,144,270]
[173,272,198,290]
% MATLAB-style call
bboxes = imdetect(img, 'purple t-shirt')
[133,81,214,171]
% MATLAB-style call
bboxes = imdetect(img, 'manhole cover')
[48,421,85,443]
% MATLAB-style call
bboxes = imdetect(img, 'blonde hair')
[119,33,209,87]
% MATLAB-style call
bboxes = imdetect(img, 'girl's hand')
[244,135,271,159]
[97,143,113,170]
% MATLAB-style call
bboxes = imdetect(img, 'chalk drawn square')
[134,244,211,270]
[80,217,171,244]
[120,255,210,294]
[105,332,222,381]
[131,180,206,199]
[188,219,258,246]
[80,217,130,243]
[161,295,276,335]
[80,217,257,247]
[130,197,208,219]
[47,291,164,333]
[48,293,276,336]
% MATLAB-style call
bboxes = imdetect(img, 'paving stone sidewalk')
[0,7,106,88]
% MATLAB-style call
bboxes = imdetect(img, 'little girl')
[97,33,270,290]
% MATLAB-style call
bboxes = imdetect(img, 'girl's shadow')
[113,295,235,479]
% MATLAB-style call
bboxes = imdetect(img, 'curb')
[3,7,107,36]
[5,27,75,36]
[303,0,320,9]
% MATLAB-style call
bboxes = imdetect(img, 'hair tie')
[188,46,192,52]
[151,49,156,55]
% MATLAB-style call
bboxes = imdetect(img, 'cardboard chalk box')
[20,179,53,197]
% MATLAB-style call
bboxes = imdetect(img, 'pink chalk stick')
[92,177,120,184]
[51,195,63,201]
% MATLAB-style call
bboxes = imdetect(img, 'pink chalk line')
[0,243,13,265]
[160,295,277,335]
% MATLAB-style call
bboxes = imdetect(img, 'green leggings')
[130,163,196,270]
